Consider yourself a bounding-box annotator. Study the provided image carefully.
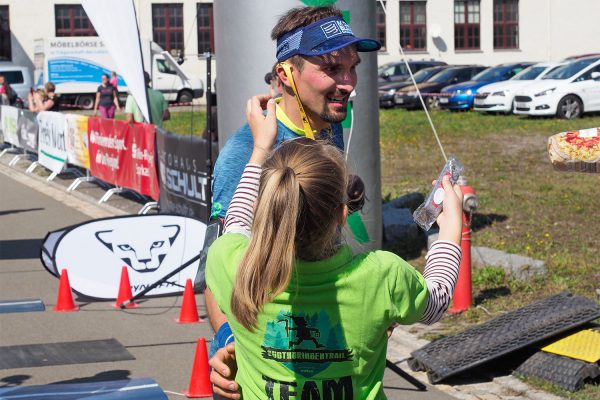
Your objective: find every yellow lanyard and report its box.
[279,62,316,140]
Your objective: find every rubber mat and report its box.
[0,299,45,313]
[542,328,600,363]
[408,292,600,383]
[515,351,600,392]
[0,378,167,399]
[0,338,135,370]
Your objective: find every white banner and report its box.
[82,0,150,123]
[41,215,217,299]
[37,111,67,174]
[1,105,20,146]
[64,113,90,169]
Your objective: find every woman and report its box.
[206,95,463,399]
[93,74,120,119]
[28,82,60,112]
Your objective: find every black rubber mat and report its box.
[0,339,135,369]
[515,351,600,392]
[408,292,600,383]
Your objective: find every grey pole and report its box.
[337,0,383,250]
[214,0,300,147]
[214,0,382,251]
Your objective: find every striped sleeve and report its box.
[419,240,462,324]
[223,164,262,236]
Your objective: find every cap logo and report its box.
[320,20,353,39]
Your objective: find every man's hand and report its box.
[209,343,239,399]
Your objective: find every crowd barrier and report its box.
[0,105,212,219]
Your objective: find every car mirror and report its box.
[452,77,459,83]
[380,72,389,79]
[592,71,600,81]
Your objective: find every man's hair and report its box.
[271,6,342,69]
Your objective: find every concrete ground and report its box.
[0,158,453,400]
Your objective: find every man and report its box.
[125,72,170,128]
[207,6,380,398]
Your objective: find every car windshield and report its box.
[472,66,513,82]
[513,66,547,81]
[542,58,599,80]
[412,67,443,83]
[430,68,460,83]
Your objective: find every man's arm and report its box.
[124,96,135,124]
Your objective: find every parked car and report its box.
[513,56,600,119]
[0,64,33,106]
[439,62,534,110]
[474,62,564,114]
[378,66,449,108]
[395,65,487,109]
[378,60,446,85]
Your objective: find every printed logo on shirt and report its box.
[261,310,353,378]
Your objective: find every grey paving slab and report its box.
[0,164,452,399]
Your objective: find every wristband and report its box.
[215,322,235,349]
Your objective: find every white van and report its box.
[0,65,33,105]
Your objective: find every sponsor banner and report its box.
[17,110,39,153]
[156,128,212,220]
[65,113,90,169]
[37,111,67,174]
[88,117,159,200]
[1,105,20,146]
[40,215,218,299]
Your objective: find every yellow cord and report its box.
[279,62,316,140]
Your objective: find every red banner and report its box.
[88,117,159,200]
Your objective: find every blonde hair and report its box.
[231,138,347,330]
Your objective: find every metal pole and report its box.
[205,52,213,223]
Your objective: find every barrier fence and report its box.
[0,105,211,219]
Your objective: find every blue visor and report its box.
[276,16,381,62]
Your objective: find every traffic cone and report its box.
[113,266,137,309]
[53,269,79,312]
[177,279,202,323]
[183,337,213,398]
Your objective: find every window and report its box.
[0,6,10,61]
[55,5,97,37]
[152,4,184,56]
[375,1,386,51]
[197,3,215,54]
[2,70,24,84]
[493,0,518,49]
[156,59,177,75]
[454,0,480,50]
[399,1,426,51]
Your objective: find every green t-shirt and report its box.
[206,234,429,400]
[124,88,168,128]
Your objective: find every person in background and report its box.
[264,63,282,98]
[0,74,17,106]
[93,73,121,119]
[110,71,119,91]
[125,71,170,128]
[28,82,60,112]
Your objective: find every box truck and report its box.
[33,37,204,109]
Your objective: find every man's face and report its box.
[290,46,360,125]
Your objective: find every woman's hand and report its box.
[209,343,239,399]
[246,94,277,165]
[435,176,464,246]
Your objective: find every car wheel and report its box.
[77,95,95,110]
[556,95,583,119]
[426,96,440,110]
[177,89,193,104]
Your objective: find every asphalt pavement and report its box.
[0,159,453,400]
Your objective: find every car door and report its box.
[577,64,600,111]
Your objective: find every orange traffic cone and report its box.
[184,337,213,398]
[177,279,202,323]
[113,266,137,309]
[53,269,79,312]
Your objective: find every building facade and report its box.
[1,0,600,96]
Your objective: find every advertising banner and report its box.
[40,215,218,299]
[37,111,67,174]
[17,110,39,153]
[156,128,212,220]
[65,113,90,169]
[88,117,159,199]
[1,105,20,146]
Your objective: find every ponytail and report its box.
[231,167,301,330]
[231,139,347,330]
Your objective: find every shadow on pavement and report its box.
[0,239,43,260]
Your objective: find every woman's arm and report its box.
[93,92,101,115]
[113,89,121,112]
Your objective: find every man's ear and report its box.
[276,63,293,89]
[338,204,349,226]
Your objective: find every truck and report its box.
[33,37,204,109]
